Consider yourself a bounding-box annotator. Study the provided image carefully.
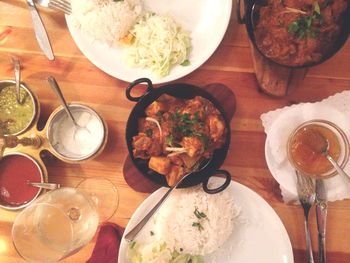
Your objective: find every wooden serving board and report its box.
[249,42,309,97]
[123,83,236,193]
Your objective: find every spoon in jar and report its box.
[47,76,91,141]
[27,181,60,190]
[11,57,21,104]
[306,129,350,182]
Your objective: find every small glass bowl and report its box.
[287,119,350,179]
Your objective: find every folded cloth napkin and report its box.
[261,90,350,203]
[86,223,124,263]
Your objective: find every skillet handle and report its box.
[202,170,231,194]
[126,78,154,102]
[236,0,245,24]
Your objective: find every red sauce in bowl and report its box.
[0,154,42,208]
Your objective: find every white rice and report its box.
[153,185,240,256]
[70,0,143,45]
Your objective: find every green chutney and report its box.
[0,86,35,135]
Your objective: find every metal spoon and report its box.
[47,76,91,141]
[27,181,60,190]
[12,57,21,104]
[124,171,194,242]
[307,129,350,182]
[124,158,213,241]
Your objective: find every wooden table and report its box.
[1,1,350,262]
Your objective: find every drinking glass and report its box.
[12,178,118,262]
[76,177,119,222]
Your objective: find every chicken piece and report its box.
[168,155,184,166]
[165,165,184,186]
[182,96,205,116]
[181,137,203,157]
[157,94,178,103]
[206,114,225,142]
[179,154,201,169]
[132,133,153,159]
[145,101,168,117]
[149,157,171,175]
[148,142,163,156]
[138,118,162,142]
[133,134,152,151]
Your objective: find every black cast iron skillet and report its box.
[237,0,350,69]
[125,78,231,194]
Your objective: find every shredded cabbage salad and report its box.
[126,13,192,77]
[127,241,204,263]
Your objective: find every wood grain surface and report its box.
[1,1,350,262]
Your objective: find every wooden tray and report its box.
[123,83,236,193]
[250,42,308,97]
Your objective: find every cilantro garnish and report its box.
[287,1,323,39]
[194,207,207,219]
[145,128,153,137]
[192,222,204,231]
[180,59,190,66]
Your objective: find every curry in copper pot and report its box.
[132,94,226,186]
[254,0,348,66]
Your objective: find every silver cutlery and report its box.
[11,56,21,104]
[296,170,315,263]
[124,172,193,241]
[305,129,350,183]
[27,181,60,190]
[34,0,72,15]
[316,179,327,263]
[26,0,55,60]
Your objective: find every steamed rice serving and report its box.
[127,185,239,262]
[71,0,142,45]
[154,186,239,256]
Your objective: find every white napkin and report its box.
[261,91,350,203]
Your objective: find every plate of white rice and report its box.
[65,0,232,84]
[118,177,294,263]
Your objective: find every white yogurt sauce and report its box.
[50,108,104,159]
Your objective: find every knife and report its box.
[26,0,54,60]
[316,179,327,263]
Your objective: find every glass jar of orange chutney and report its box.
[287,120,349,179]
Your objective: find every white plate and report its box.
[118,178,294,263]
[66,0,232,84]
[264,104,350,201]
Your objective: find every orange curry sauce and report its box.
[289,124,340,175]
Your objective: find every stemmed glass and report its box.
[76,177,119,222]
[11,178,118,262]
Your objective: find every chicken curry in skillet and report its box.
[132,94,226,186]
[254,0,348,66]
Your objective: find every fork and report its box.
[296,170,316,263]
[35,0,72,15]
